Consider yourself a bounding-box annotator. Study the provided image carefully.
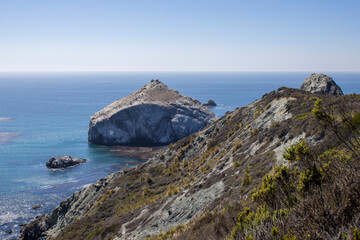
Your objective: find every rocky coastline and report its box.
[20,74,356,240]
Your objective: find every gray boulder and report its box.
[300,73,343,95]
[88,80,217,146]
[46,156,87,169]
[202,99,217,107]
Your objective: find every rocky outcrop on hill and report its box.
[46,156,87,169]
[300,73,344,95]
[88,80,217,146]
[22,86,359,240]
[21,79,360,240]
[202,99,217,107]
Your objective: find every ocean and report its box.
[0,72,359,239]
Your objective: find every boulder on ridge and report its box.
[300,73,343,95]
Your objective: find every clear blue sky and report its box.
[0,0,359,72]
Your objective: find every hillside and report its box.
[20,87,360,240]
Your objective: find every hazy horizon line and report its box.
[1,70,360,74]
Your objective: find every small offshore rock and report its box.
[5,229,13,234]
[46,156,87,169]
[202,99,217,107]
[300,73,343,95]
[32,205,43,210]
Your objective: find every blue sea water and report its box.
[0,72,359,239]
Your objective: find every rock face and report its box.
[202,99,217,107]
[46,156,87,169]
[300,73,343,95]
[88,80,217,146]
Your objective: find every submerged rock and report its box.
[88,80,217,146]
[300,73,343,95]
[46,156,87,169]
[202,99,217,107]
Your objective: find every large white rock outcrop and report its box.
[88,80,217,146]
[300,73,343,95]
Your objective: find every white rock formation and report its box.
[300,73,343,95]
[88,80,217,146]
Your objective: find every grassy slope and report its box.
[52,89,360,240]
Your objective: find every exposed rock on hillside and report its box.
[20,88,360,240]
[46,156,87,169]
[88,80,217,146]
[300,73,343,95]
[22,87,360,240]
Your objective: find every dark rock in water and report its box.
[19,214,50,240]
[202,99,217,107]
[5,229,13,234]
[46,156,87,169]
[32,205,43,210]
[300,73,343,95]
[88,80,217,146]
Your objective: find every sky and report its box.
[0,0,359,72]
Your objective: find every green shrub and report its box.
[230,205,271,239]
[252,174,275,201]
[242,172,252,186]
[283,140,310,161]
[353,228,360,240]
[312,98,332,121]
[298,165,324,194]
[271,226,279,238]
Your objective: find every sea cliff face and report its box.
[88,80,217,146]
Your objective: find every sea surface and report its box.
[0,72,359,239]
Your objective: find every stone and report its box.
[46,156,87,169]
[32,205,43,210]
[19,214,50,240]
[88,80,217,146]
[300,73,343,95]
[202,99,217,107]
[5,229,13,234]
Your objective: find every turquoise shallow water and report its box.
[0,72,359,239]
